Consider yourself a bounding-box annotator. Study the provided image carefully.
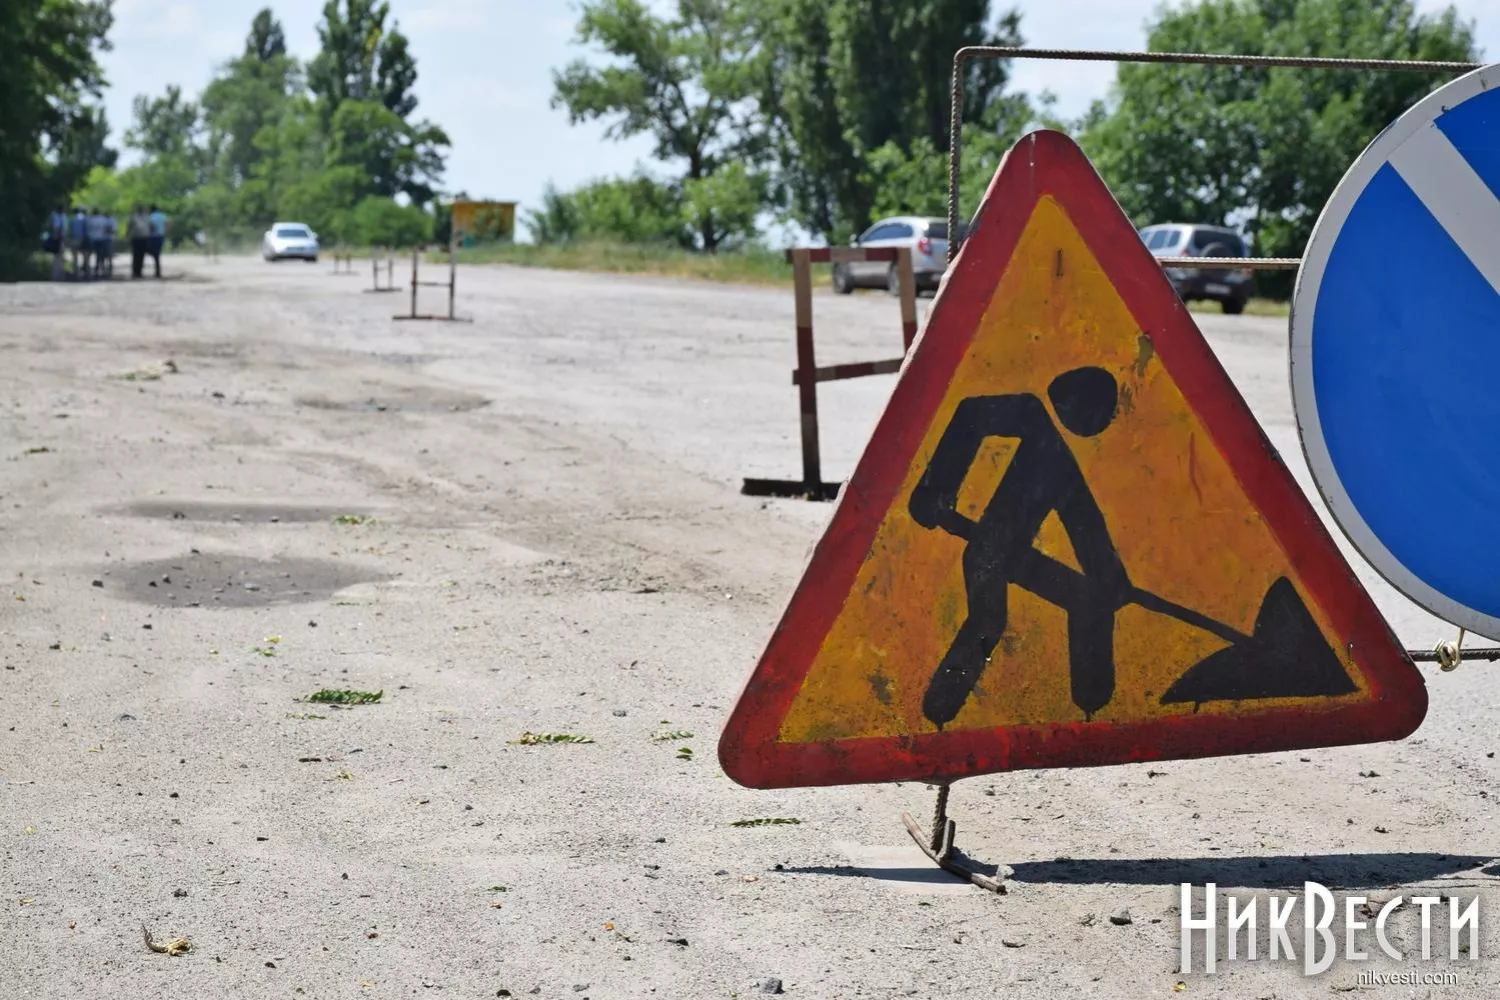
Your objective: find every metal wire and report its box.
[955,46,1482,74]
[1157,256,1303,271]
[946,47,1482,265]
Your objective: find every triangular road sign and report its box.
[720,130,1427,790]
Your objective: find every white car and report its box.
[833,216,966,295]
[262,222,320,262]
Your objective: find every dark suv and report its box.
[1138,224,1252,314]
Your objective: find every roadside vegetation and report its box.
[1,0,1480,299]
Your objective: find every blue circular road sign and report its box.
[1292,65,1500,639]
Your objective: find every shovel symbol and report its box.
[1135,577,1357,707]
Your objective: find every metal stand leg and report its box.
[900,782,1007,893]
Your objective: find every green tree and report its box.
[246,7,287,61]
[757,0,1025,239]
[0,0,113,275]
[349,195,432,245]
[325,99,448,206]
[308,0,420,120]
[552,0,768,251]
[525,174,694,247]
[1081,0,1478,296]
[200,10,301,189]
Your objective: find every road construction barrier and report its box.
[741,246,917,501]
[392,238,470,322]
[364,246,398,294]
[330,249,356,275]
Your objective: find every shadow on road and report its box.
[786,852,1497,891]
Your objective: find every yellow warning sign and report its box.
[719,131,1424,789]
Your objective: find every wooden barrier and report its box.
[742,246,917,501]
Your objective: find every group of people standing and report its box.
[46,204,168,281]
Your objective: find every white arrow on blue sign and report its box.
[1292,65,1500,639]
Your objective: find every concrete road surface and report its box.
[1,257,1494,998]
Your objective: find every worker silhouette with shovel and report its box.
[910,366,1354,729]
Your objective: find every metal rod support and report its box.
[954,46,1481,73]
[1157,256,1302,271]
[1408,647,1500,662]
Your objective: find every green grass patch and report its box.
[450,240,805,288]
[652,729,694,742]
[510,731,594,745]
[675,746,694,761]
[303,688,383,705]
[332,513,374,525]
[730,817,802,828]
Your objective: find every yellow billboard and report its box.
[451,200,516,245]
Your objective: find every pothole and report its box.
[106,553,389,608]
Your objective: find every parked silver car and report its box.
[1138,223,1252,314]
[833,216,963,295]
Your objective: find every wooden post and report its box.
[791,248,821,492]
[897,247,918,350]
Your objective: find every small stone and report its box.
[91,580,103,588]
[269,516,280,523]
[572,986,589,993]
[654,837,666,843]
[714,869,728,876]
[759,977,784,994]
[141,623,152,630]
[118,713,135,721]
[667,937,689,947]
[48,642,60,651]
[265,961,276,969]
[169,792,179,798]
[1109,907,1133,926]
[613,709,627,717]
[497,992,512,998]
[1001,938,1025,948]
[1079,912,1097,927]
[173,888,187,898]
[1374,825,1389,834]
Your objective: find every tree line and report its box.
[0,1,450,273]
[538,0,1477,294]
[0,0,1482,286]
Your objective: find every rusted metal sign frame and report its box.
[741,245,917,501]
[364,246,399,294]
[393,238,472,323]
[945,47,1481,269]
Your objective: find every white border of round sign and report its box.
[1291,63,1500,640]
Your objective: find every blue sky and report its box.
[100,0,1500,237]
